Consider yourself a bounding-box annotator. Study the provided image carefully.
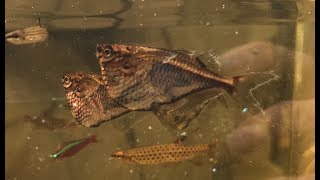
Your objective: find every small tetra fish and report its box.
[49,135,97,159]
[5,18,48,45]
[95,44,248,111]
[111,140,218,165]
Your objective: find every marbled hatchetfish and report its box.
[62,44,249,129]
[95,44,248,112]
[49,134,97,159]
[111,140,218,165]
[5,18,48,45]
[61,72,224,134]
[62,72,130,127]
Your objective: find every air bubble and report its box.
[242,107,248,112]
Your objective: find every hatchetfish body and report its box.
[61,72,223,133]
[96,44,247,111]
[62,72,129,127]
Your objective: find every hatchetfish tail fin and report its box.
[226,74,250,95]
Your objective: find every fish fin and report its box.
[216,93,230,109]
[226,74,249,95]
[196,50,222,72]
[172,49,195,56]
[152,98,190,135]
[37,17,41,27]
[109,116,144,134]
[168,49,209,70]
[153,89,222,136]
[232,74,248,86]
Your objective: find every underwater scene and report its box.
[5,0,314,180]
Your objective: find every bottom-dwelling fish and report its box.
[111,140,218,165]
[5,18,48,45]
[49,134,97,159]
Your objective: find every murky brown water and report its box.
[5,0,314,180]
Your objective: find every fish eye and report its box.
[104,45,113,57]
[62,75,72,88]
[104,49,111,56]
[5,30,24,40]
[10,33,20,39]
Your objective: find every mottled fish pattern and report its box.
[111,141,217,165]
[95,44,246,111]
[62,72,129,127]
